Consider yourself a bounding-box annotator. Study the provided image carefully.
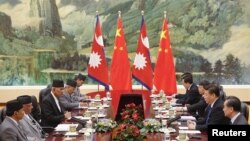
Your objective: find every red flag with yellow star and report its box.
[153,17,177,95]
[110,15,132,91]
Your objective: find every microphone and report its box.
[71,117,87,127]
[167,115,181,126]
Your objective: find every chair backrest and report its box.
[241,102,249,121]
[115,93,144,121]
[39,85,51,106]
[0,107,6,124]
[31,95,41,123]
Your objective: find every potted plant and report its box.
[95,119,117,141]
[140,119,163,141]
[119,103,144,128]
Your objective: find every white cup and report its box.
[165,102,171,109]
[162,119,167,128]
[169,109,175,116]
[179,130,187,140]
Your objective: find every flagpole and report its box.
[164,11,167,18]
[141,10,144,91]
[98,83,100,92]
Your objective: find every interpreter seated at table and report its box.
[176,80,210,120]
[59,79,88,110]
[174,72,201,106]
[72,73,88,101]
[187,84,230,131]
[41,80,71,132]
[223,96,248,125]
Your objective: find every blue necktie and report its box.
[205,106,212,125]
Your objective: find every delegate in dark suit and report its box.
[41,80,71,131]
[41,93,65,128]
[195,98,230,131]
[187,97,207,119]
[176,83,201,105]
[187,84,230,131]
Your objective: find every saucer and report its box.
[64,137,73,141]
[78,128,95,133]
[65,132,78,136]
[176,136,189,141]
[88,107,97,110]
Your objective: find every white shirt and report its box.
[51,92,61,112]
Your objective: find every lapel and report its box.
[49,93,63,113]
[24,115,40,133]
[6,117,27,139]
[64,92,72,102]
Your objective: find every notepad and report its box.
[180,116,196,121]
[55,124,78,132]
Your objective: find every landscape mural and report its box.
[0,0,250,86]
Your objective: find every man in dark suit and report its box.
[176,80,210,119]
[41,80,71,132]
[18,95,44,141]
[0,100,27,141]
[175,72,201,105]
[187,84,230,131]
[223,96,248,125]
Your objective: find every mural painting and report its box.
[0,0,250,85]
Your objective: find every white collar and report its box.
[231,112,241,124]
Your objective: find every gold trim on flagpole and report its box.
[141,10,144,16]
[118,11,121,17]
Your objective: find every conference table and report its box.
[45,90,208,141]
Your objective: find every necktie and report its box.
[229,121,233,125]
[28,114,46,138]
[205,106,212,125]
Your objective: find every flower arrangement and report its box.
[95,119,117,133]
[112,103,145,141]
[140,118,161,135]
[112,123,143,141]
[119,103,144,128]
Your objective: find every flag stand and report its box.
[97,83,100,92]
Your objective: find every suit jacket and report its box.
[187,97,207,118]
[19,114,42,141]
[0,117,27,141]
[233,113,248,125]
[41,93,65,128]
[72,87,83,97]
[176,83,201,105]
[59,92,80,110]
[196,98,230,131]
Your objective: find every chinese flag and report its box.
[88,15,109,90]
[132,16,153,90]
[110,15,132,91]
[153,17,177,95]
